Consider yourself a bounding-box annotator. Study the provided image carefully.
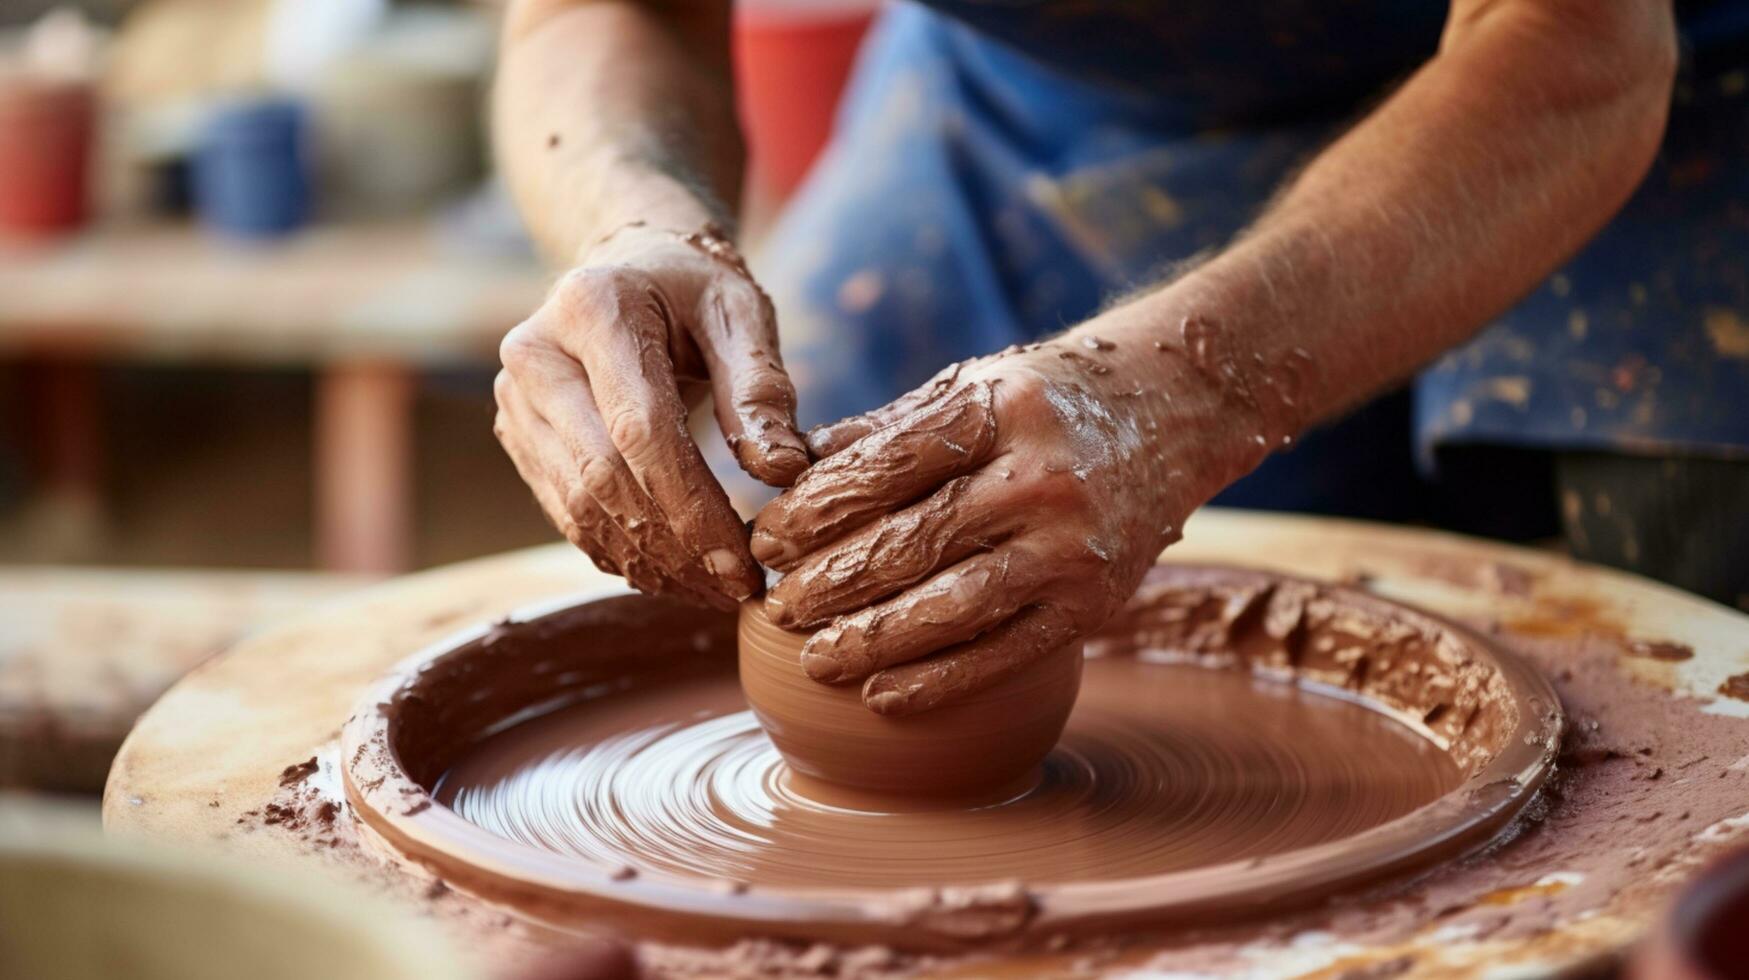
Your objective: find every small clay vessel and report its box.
[738,600,1082,801]
[0,77,94,235]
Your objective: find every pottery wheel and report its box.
[340,564,1558,948]
[433,662,1455,888]
[104,511,1749,978]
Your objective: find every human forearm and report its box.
[1089,0,1677,492]
[492,1,810,611]
[745,0,1681,715]
[495,0,741,261]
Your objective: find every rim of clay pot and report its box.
[342,564,1563,950]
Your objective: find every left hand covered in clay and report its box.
[751,323,1278,715]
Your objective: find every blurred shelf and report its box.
[0,218,553,574]
[0,219,549,366]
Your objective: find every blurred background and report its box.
[0,0,875,796]
[0,0,874,575]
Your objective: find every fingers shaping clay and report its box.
[737,599,1083,802]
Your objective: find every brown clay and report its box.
[108,516,1749,977]
[343,565,1562,950]
[737,599,1082,800]
[748,325,1282,718]
[495,221,808,612]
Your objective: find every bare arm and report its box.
[753,0,1678,714]
[1099,0,1681,456]
[495,0,741,257]
[493,1,809,610]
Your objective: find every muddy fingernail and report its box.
[800,651,844,683]
[864,688,909,715]
[702,548,756,600]
[760,443,811,482]
[805,426,845,458]
[863,672,938,716]
[749,528,796,568]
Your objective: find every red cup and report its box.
[0,77,95,235]
[733,7,874,201]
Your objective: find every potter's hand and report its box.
[495,222,809,610]
[751,330,1263,715]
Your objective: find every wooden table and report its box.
[0,221,551,572]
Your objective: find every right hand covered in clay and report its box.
[495,222,810,611]
[750,323,1280,716]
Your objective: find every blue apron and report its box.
[753,1,1749,521]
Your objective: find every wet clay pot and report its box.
[738,600,1083,800]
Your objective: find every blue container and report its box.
[194,99,311,238]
